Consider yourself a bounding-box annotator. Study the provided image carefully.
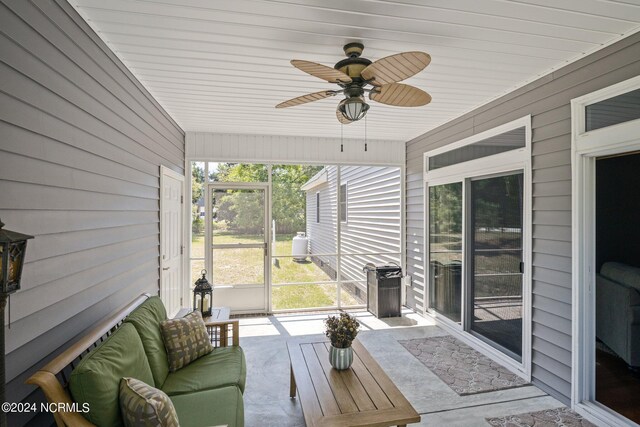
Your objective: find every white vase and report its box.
[329,344,353,370]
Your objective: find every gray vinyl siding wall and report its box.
[340,166,402,284]
[306,169,337,263]
[306,166,402,286]
[405,32,640,404]
[0,0,185,425]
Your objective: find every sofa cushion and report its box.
[161,311,214,372]
[125,296,170,386]
[69,323,154,427]
[161,346,246,396]
[170,385,244,427]
[601,262,640,292]
[119,377,179,427]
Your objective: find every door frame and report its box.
[206,182,270,313]
[422,115,532,380]
[571,75,640,426]
[160,165,185,317]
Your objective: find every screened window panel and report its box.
[470,173,524,360]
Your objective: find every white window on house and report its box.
[316,192,320,223]
[339,183,348,223]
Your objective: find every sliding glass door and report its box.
[424,118,530,370]
[427,173,524,361]
[428,183,463,323]
[469,173,524,360]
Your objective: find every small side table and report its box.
[203,307,230,323]
[203,307,231,346]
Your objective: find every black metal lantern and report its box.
[0,218,33,427]
[193,269,213,317]
[0,218,33,295]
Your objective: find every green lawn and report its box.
[191,233,356,309]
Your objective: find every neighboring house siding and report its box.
[306,166,402,287]
[0,0,185,425]
[340,166,402,284]
[405,32,640,404]
[306,169,337,268]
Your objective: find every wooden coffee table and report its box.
[287,338,420,427]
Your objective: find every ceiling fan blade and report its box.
[291,60,352,84]
[276,90,335,108]
[336,101,353,125]
[370,83,432,107]
[361,52,430,86]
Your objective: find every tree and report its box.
[212,163,322,235]
[272,165,322,234]
[191,164,205,235]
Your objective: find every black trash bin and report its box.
[363,263,402,318]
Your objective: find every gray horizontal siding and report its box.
[340,166,402,285]
[0,0,184,425]
[405,31,640,404]
[305,166,402,287]
[306,175,337,263]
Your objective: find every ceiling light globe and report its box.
[339,97,370,122]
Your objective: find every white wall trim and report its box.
[186,132,405,166]
[571,75,640,427]
[422,115,533,381]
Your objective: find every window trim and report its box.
[571,75,640,427]
[423,115,532,381]
[424,117,530,184]
[339,182,348,223]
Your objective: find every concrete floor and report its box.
[237,309,564,427]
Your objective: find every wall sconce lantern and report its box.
[0,219,33,296]
[193,269,212,318]
[0,218,33,427]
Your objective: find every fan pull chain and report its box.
[364,116,368,152]
[340,123,344,153]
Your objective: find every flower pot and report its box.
[329,344,353,370]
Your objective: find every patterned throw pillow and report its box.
[160,310,214,372]
[119,377,179,427]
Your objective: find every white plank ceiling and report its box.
[70,0,640,141]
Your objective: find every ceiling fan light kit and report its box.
[339,97,370,121]
[277,43,431,124]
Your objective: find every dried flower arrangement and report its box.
[324,312,360,348]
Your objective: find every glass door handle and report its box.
[163,267,170,271]
[519,262,524,274]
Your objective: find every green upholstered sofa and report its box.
[27,294,246,427]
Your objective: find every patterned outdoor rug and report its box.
[486,407,597,426]
[399,335,528,395]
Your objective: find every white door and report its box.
[208,183,268,313]
[160,166,184,317]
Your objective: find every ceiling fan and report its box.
[276,43,432,124]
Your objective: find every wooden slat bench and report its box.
[26,294,239,427]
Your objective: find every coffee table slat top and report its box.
[288,339,420,427]
[312,343,360,414]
